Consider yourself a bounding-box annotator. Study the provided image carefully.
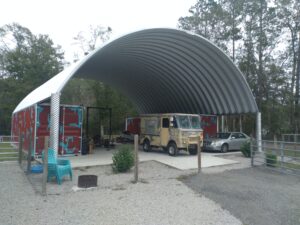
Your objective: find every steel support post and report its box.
[221,115,224,132]
[256,112,262,152]
[50,93,60,155]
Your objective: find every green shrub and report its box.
[240,142,251,158]
[112,145,134,172]
[265,152,277,167]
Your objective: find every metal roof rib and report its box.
[13,28,258,115]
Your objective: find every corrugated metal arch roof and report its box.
[13,28,258,115]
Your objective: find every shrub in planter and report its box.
[265,152,277,167]
[112,145,134,172]
[240,142,251,158]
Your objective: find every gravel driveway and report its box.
[0,161,242,225]
[183,166,300,225]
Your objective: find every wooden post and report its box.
[134,134,139,183]
[42,136,49,196]
[18,133,23,165]
[197,139,202,173]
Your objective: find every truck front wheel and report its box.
[143,139,151,152]
[167,142,178,156]
[188,147,198,155]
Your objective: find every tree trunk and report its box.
[294,31,300,133]
[290,25,297,132]
[257,0,264,111]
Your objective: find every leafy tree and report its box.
[178,0,300,138]
[178,0,244,57]
[275,0,300,132]
[0,23,64,134]
[73,25,112,62]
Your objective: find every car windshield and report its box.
[176,115,201,129]
[216,133,230,139]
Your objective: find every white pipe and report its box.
[221,115,224,132]
[256,112,262,152]
[50,93,60,155]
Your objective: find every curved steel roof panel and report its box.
[13,28,258,115]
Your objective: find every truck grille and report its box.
[189,137,200,142]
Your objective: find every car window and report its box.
[231,133,239,139]
[216,133,230,139]
[238,133,246,139]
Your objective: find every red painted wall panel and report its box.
[126,118,140,134]
[12,105,36,154]
[201,115,217,139]
[13,104,82,155]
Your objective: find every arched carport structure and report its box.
[13,28,261,153]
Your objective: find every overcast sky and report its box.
[1,0,196,62]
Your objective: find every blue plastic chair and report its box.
[43,148,73,185]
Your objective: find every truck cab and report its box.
[140,113,203,156]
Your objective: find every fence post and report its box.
[42,136,49,196]
[280,142,284,170]
[251,138,254,166]
[134,134,139,183]
[197,139,202,173]
[18,133,23,165]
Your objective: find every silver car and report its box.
[203,132,250,153]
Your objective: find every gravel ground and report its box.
[183,166,300,225]
[0,161,242,225]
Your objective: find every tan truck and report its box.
[139,113,203,156]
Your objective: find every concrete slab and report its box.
[64,147,238,170]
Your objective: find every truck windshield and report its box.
[190,116,201,129]
[176,115,201,129]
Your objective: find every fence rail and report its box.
[0,136,19,161]
[281,134,300,143]
[251,139,300,176]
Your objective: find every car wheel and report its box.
[168,142,178,156]
[221,144,228,153]
[188,147,198,155]
[143,140,151,152]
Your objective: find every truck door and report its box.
[161,118,170,146]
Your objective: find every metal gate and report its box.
[251,140,300,176]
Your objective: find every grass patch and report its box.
[282,162,300,170]
[0,149,16,153]
[0,143,18,162]
[0,157,17,161]
[284,150,300,158]
[0,143,13,149]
